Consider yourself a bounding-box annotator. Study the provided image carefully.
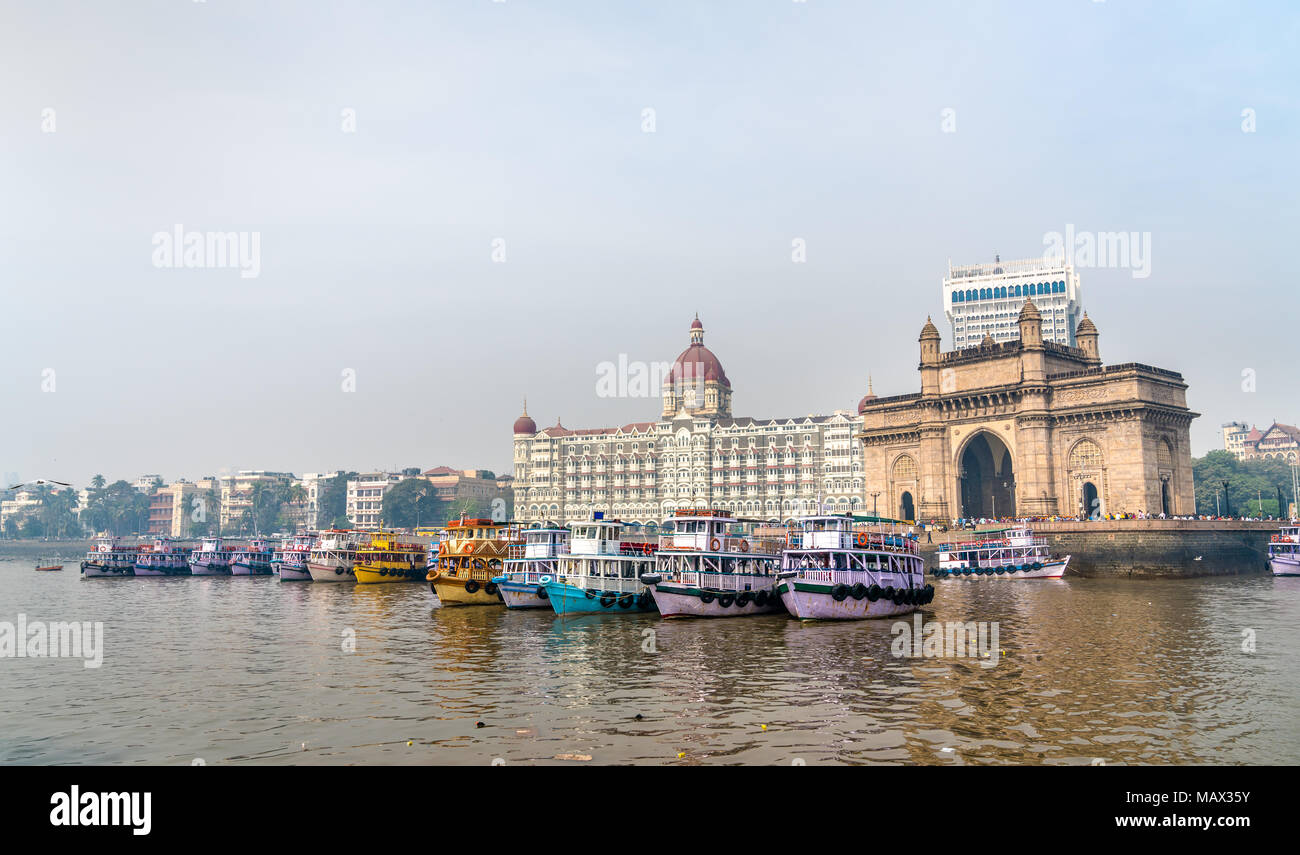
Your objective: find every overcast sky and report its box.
[3,0,1296,487]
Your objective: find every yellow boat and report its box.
[354,530,426,584]
[427,517,521,605]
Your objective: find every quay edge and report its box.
[920,520,1276,578]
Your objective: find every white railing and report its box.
[657,533,783,555]
[557,574,643,594]
[674,570,775,592]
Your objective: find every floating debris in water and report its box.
[554,753,591,762]
[476,721,485,728]
[633,714,643,721]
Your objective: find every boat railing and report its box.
[556,573,643,595]
[656,533,783,555]
[792,568,913,586]
[674,570,775,591]
[785,530,920,554]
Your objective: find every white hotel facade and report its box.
[944,257,1082,349]
[511,318,869,528]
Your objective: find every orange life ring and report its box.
[710,538,721,551]
[740,539,750,553]
[855,532,869,548]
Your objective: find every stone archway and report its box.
[959,432,1016,519]
[899,491,915,522]
[1082,481,1099,519]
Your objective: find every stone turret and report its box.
[1076,312,1100,366]
[919,316,942,396]
[1018,299,1045,383]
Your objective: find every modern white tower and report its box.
[944,256,1083,349]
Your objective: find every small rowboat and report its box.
[35,563,64,572]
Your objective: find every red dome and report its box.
[513,401,536,435]
[668,344,729,386]
[690,315,703,330]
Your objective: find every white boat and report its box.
[541,516,658,615]
[188,537,232,575]
[1269,526,1300,576]
[230,537,274,575]
[133,536,192,577]
[774,515,930,620]
[81,533,139,577]
[933,527,1069,579]
[494,527,570,608]
[273,532,318,581]
[640,509,784,618]
[307,529,359,582]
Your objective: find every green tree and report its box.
[317,472,356,529]
[1193,451,1297,517]
[381,478,445,529]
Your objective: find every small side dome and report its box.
[690,314,703,331]
[981,332,996,347]
[1076,312,1097,335]
[1018,299,1041,322]
[512,400,537,435]
[919,316,941,341]
[857,376,877,413]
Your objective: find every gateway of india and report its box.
[512,300,1197,526]
[860,301,1197,522]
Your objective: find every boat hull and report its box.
[230,562,273,576]
[276,564,312,581]
[132,564,191,578]
[307,561,355,582]
[81,561,134,578]
[776,580,921,620]
[355,565,423,584]
[429,576,504,605]
[543,580,655,616]
[497,579,551,609]
[649,583,784,618]
[1271,555,1300,577]
[938,556,1069,580]
[188,560,230,576]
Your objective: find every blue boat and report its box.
[543,516,658,616]
[493,526,570,609]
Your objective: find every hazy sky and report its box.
[3,0,1297,487]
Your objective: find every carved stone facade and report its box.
[858,303,1198,521]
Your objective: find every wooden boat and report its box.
[493,527,569,608]
[81,533,139,577]
[1269,526,1300,576]
[640,509,784,618]
[541,515,657,615]
[35,561,63,571]
[427,518,521,604]
[775,515,931,620]
[307,529,361,582]
[354,530,425,584]
[932,527,1069,579]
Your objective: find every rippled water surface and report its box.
[1,558,1296,765]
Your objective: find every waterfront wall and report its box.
[920,520,1277,578]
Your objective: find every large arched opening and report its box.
[900,491,915,522]
[959,432,1016,519]
[1082,481,1099,519]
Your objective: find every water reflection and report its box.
[0,560,1293,764]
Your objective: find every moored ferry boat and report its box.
[493,526,570,609]
[230,537,275,576]
[272,532,318,581]
[133,536,193,577]
[775,515,930,620]
[932,527,1069,579]
[542,515,658,616]
[188,537,232,575]
[1269,526,1300,576]
[307,529,360,582]
[81,533,140,577]
[354,530,426,584]
[427,518,521,604]
[640,510,784,618]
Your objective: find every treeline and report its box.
[1193,451,1297,517]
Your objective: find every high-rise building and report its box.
[511,317,866,527]
[1221,421,1250,458]
[944,257,1082,349]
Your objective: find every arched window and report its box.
[892,454,917,482]
[1068,439,1103,470]
[1158,439,1173,469]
